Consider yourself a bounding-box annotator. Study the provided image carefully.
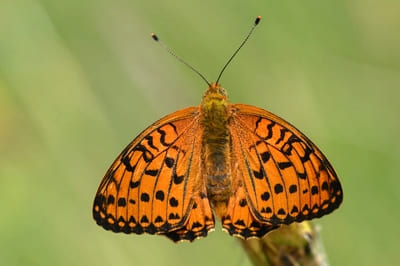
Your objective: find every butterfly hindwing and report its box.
[230,104,342,228]
[93,107,215,241]
[222,184,279,239]
[166,192,215,242]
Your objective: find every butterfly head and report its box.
[201,83,229,111]
[202,83,228,99]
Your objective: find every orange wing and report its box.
[223,104,342,238]
[93,107,215,242]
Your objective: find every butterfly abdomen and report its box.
[200,83,232,218]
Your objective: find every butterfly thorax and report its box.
[200,83,232,218]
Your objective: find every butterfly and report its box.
[92,16,343,242]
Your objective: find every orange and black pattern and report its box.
[224,104,342,238]
[93,86,343,242]
[93,107,215,241]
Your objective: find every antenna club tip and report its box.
[151,33,159,41]
[255,16,261,25]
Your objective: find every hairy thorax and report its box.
[200,83,232,218]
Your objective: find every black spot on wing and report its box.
[260,151,271,163]
[289,184,297,193]
[311,186,319,195]
[118,198,126,206]
[278,161,292,170]
[165,157,175,168]
[130,181,140,188]
[261,192,270,201]
[173,173,184,184]
[239,199,247,207]
[144,169,159,176]
[156,190,165,201]
[169,197,179,207]
[274,184,283,194]
[107,195,115,205]
[141,193,150,202]
[253,168,264,179]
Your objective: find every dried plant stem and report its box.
[239,222,328,266]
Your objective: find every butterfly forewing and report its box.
[230,104,343,226]
[93,107,216,240]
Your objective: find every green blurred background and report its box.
[1,0,399,265]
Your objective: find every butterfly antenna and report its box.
[151,33,211,87]
[215,16,261,84]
